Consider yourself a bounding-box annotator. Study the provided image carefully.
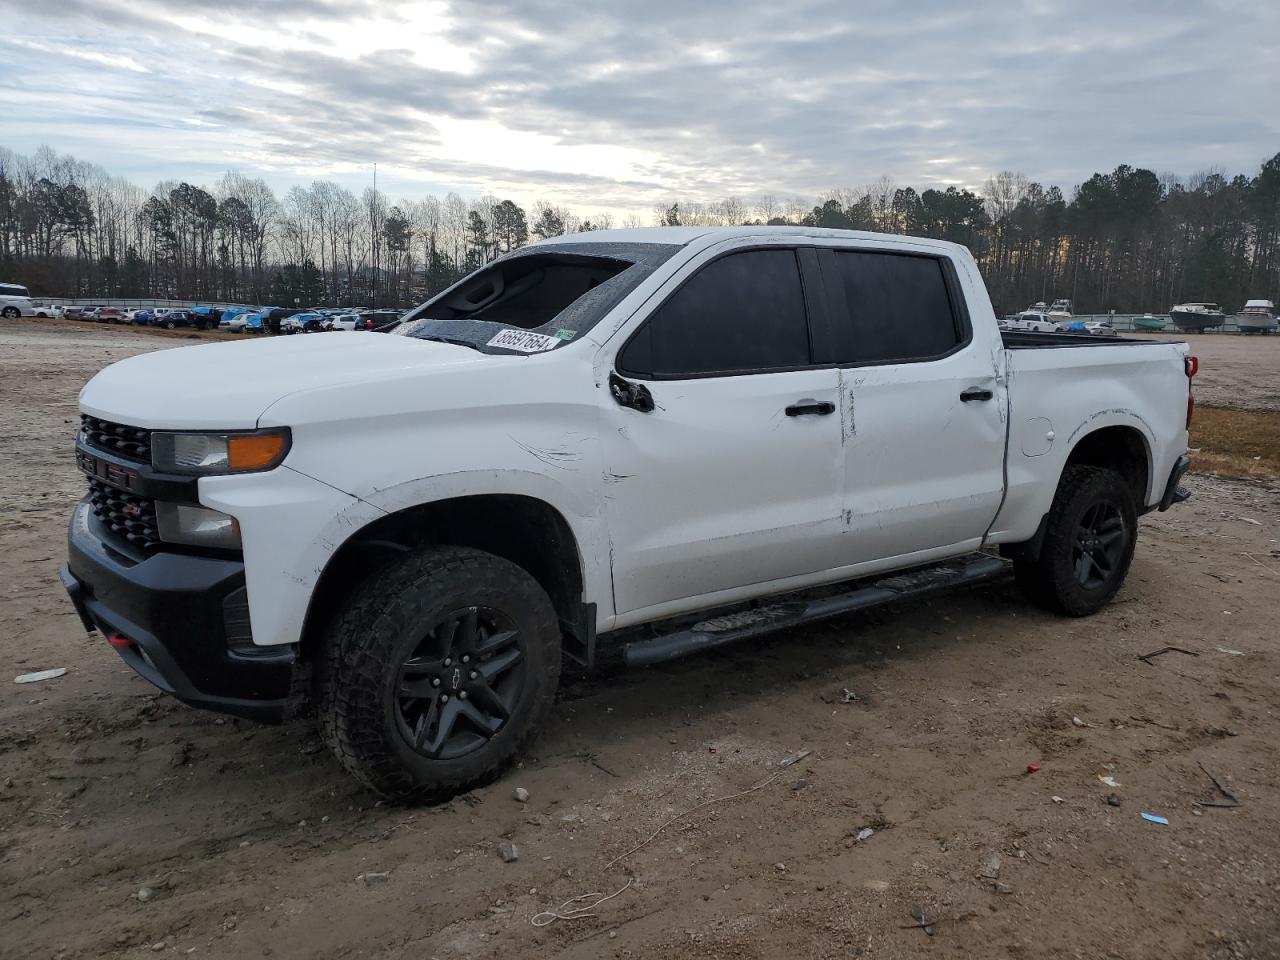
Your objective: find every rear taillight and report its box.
[1185,355,1198,428]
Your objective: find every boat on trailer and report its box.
[1133,314,1168,331]
[1048,299,1073,319]
[1234,299,1277,334]
[1169,302,1226,331]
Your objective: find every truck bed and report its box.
[1001,331,1176,349]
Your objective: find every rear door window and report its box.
[619,248,811,377]
[827,251,963,364]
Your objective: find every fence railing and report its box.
[34,298,258,310]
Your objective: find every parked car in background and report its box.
[1057,320,1117,336]
[150,309,200,329]
[281,311,327,334]
[1,293,37,318]
[1,282,35,318]
[130,310,154,325]
[216,306,255,331]
[261,307,300,335]
[64,306,88,320]
[356,309,404,331]
[1006,310,1058,333]
[191,306,222,328]
[30,301,64,318]
[323,312,363,331]
[96,307,126,324]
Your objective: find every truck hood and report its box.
[79,333,485,429]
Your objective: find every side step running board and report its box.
[623,553,1010,667]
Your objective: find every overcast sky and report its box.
[2,0,1277,217]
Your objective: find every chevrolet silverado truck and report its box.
[61,227,1195,800]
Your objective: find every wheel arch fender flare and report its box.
[295,469,612,657]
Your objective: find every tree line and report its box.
[2,143,1277,314]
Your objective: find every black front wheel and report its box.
[1014,465,1138,616]
[316,546,561,801]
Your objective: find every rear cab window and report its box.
[819,249,967,365]
[395,242,677,355]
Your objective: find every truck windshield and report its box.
[394,242,677,354]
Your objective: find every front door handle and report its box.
[785,399,835,417]
[960,387,994,402]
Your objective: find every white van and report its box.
[0,282,36,318]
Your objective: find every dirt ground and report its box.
[3,319,1280,960]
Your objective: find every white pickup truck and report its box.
[62,227,1195,799]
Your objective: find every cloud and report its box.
[1,0,1278,218]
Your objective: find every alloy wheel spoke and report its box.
[453,608,480,654]
[1098,527,1126,548]
[435,618,459,656]
[456,697,504,734]
[424,699,463,757]
[399,676,438,699]
[411,694,442,749]
[475,628,518,657]
[400,654,442,677]
[467,680,512,721]
[1074,552,1092,584]
[478,646,523,682]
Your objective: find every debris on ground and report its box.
[1026,763,1041,774]
[358,872,390,884]
[1140,812,1170,825]
[1051,795,1065,804]
[1194,761,1241,808]
[906,904,935,936]
[14,668,67,684]
[1138,646,1200,665]
[513,787,530,803]
[779,749,812,767]
[856,827,875,842]
[1215,647,1246,656]
[498,840,520,863]
[1107,794,1122,807]
[976,851,1001,879]
[1099,775,1121,788]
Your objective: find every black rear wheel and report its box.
[316,546,561,801]
[1014,465,1138,617]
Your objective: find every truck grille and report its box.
[87,477,160,550]
[80,414,152,464]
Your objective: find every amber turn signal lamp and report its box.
[227,431,290,471]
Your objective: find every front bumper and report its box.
[62,501,295,722]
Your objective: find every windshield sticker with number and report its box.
[487,329,561,353]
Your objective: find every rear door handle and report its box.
[785,399,835,417]
[960,387,994,402]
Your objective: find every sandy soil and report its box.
[2,319,1279,960]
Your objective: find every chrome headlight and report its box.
[151,429,290,475]
[155,502,242,549]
